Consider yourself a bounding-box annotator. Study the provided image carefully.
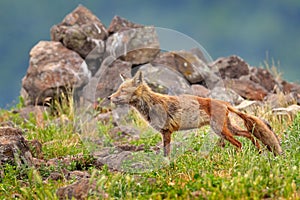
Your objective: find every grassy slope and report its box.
[0,99,299,199]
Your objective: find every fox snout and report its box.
[108,93,125,105]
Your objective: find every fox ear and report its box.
[119,74,128,82]
[133,71,144,85]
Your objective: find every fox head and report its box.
[109,71,146,105]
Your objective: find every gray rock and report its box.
[272,104,300,118]
[235,100,263,112]
[265,93,298,108]
[80,58,132,106]
[191,84,210,97]
[138,63,191,95]
[105,26,160,65]
[209,87,244,105]
[151,50,212,84]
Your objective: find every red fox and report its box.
[109,71,283,156]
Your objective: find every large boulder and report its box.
[0,127,33,166]
[105,26,160,65]
[51,5,107,59]
[21,41,90,106]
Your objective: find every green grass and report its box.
[0,98,299,199]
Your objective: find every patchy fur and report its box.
[109,71,283,156]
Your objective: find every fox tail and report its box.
[227,105,283,156]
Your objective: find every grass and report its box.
[0,95,299,199]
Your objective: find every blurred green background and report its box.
[1,0,300,108]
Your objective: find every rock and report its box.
[21,41,90,106]
[95,112,113,125]
[56,178,108,200]
[93,147,132,171]
[109,125,140,141]
[235,100,263,112]
[272,104,300,118]
[105,26,160,65]
[282,81,300,94]
[250,67,278,92]
[265,93,298,108]
[209,87,244,105]
[191,84,210,97]
[93,145,165,172]
[16,106,49,128]
[0,127,33,166]
[151,51,212,84]
[107,15,143,34]
[81,58,132,106]
[138,63,191,95]
[210,55,250,79]
[225,79,268,101]
[51,5,107,58]
[190,47,211,64]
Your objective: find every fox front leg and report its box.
[161,131,172,157]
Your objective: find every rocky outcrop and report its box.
[21,5,300,110]
[21,41,90,106]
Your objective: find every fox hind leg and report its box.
[226,120,261,151]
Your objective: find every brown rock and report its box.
[250,67,278,92]
[225,79,268,101]
[51,5,107,58]
[191,84,210,97]
[282,80,300,94]
[211,55,249,79]
[56,178,108,200]
[107,15,143,34]
[0,127,33,166]
[21,41,90,106]
[105,26,160,65]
